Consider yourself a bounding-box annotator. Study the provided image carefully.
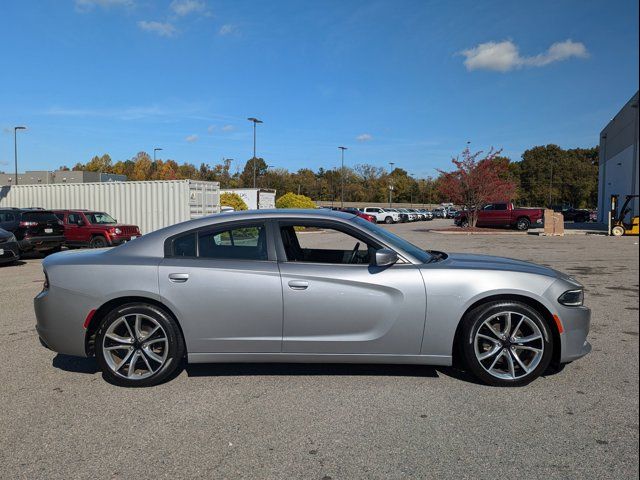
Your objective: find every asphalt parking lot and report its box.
[1,221,638,479]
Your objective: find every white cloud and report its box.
[218,24,237,36]
[75,0,133,11]
[356,133,373,142]
[0,160,9,166]
[137,21,177,37]
[170,0,206,16]
[207,125,216,133]
[222,124,235,132]
[461,39,589,72]
[185,134,199,142]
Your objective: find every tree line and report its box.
[62,144,599,208]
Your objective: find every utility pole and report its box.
[153,147,162,163]
[388,162,395,208]
[549,164,553,207]
[339,146,347,208]
[247,117,263,188]
[14,126,27,185]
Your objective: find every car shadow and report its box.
[52,354,98,374]
[186,362,440,378]
[0,260,27,267]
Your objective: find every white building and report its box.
[597,91,639,223]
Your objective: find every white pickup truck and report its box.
[362,207,400,224]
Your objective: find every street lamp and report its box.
[153,148,163,162]
[339,146,348,208]
[247,117,263,188]
[14,126,27,186]
[388,162,395,208]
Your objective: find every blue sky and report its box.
[0,0,638,178]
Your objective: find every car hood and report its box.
[435,252,575,281]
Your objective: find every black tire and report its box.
[459,219,469,228]
[460,301,553,387]
[90,236,108,248]
[515,217,531,231]
[95,303,185,387]
[384,216,393,224]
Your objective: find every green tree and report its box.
[220,192,248,210]
[276,192,316,209]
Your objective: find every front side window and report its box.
[86,212,117,224]
[280,223,376,264]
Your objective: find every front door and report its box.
[159,220,283,353]
[276,220,427,355]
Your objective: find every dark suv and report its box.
[0,208,65,254]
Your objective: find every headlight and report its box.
[558,289,584,306]
[114,228,122,235]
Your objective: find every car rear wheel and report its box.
[90,236,108,248]
[515,217,531,231]
[95,303,185,387]
[460,301,553,387]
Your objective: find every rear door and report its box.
[159,220,283,353]
[275,219,426,355]
[0,211,18,234]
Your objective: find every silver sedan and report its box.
[35,209,591,387]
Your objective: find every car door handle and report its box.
[288,280,309,290]
[168,273,189,283]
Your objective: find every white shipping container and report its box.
[0,180,220,234]
[220,188,276,210]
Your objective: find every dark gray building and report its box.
[597,91,639,223]
[0,170,126,186]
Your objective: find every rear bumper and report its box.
[19,235,65,251]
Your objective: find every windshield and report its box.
[351,217,433,263]
[86,212,117,224]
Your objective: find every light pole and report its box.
[153,147,163,162]
[339,146,347,208]
[388,162,395,208]
[247,117,263,188]
[14,126,27,185]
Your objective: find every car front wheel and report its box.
[461,301,553,387]
[384,216,393,224]
[90,236,108,248]
[95,303,185,387]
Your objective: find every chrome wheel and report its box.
[102,313,169,379]
[474,311,544,381]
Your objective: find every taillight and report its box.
[19,221,38,227]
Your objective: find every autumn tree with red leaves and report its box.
[437,147,517,227]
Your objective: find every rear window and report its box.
[21,211,59,222]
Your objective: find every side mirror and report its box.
[374,248,398,267]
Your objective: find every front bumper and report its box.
[108,234,140,246]
[19,235,65,252]
[558,305,591,363]
[0,242,20,264]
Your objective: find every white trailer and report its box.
[0,180,220,234]
[220,188,276,210]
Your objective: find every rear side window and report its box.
[170,223,267,260]
[199,225,266,260]
[21,211,59,222]
[0,212,16,222]
[173,232,196,257]
[494,203,508,211]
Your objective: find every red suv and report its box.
[54,210,141,248]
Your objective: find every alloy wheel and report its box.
[473,311,544,381]
[102,313,169,379]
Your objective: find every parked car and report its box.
[0,208,65,254]
[455,202,545,231]
[362,207,400,224]
[433,207,447,218]
[36,209,591,387]
[0,227,20,265]
[53,210,141,248]
[398,208,418,221]
[338,207,376,223]
[551,206,592,223]
[407,208,425,221]
[386,208,409,223]
[418,209,434,220]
